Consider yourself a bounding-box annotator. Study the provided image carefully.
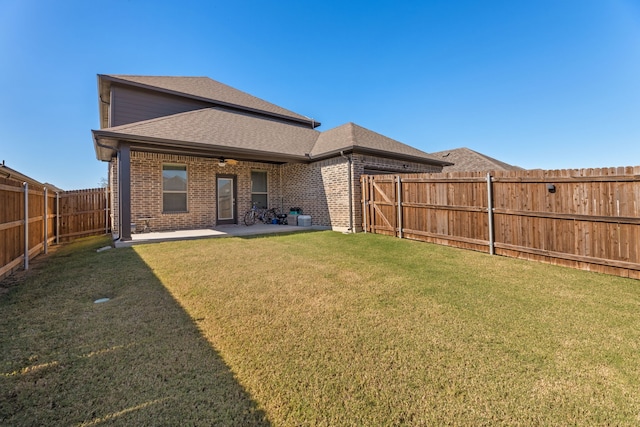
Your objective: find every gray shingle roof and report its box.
[94,115,446,165]
[312,122,444,163]
[94,107,320,160]
[0,163,46,188]
[94,74,448,166]
[429,147,523,172]
[101,74,317,126]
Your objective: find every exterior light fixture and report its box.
[547,184,556,193]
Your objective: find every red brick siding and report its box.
[127,152,280,232]
[110,151,443,233]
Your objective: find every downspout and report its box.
[340,151,354,232]
[279,165,283,213]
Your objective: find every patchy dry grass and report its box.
[0,236,267,426]
[2,231,640,425]
[134,231,640,426]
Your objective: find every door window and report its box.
[218,177,234,220]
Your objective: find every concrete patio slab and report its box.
[114,223,328,247]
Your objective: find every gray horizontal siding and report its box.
[111,85,211,127]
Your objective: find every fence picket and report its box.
[0,182,110,280]
[362,167,640,279]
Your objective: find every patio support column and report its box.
[119,142,132,241]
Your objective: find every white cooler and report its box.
[298,215,312,227]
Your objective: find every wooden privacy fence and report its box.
[361,167,640,279]
[0,177,110,280]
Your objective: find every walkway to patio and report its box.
[115,223,328,247]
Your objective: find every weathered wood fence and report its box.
[361,167,640,279]
[0,177,110,280]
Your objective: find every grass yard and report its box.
[2,231,640,425]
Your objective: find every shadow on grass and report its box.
[0,236,270,426]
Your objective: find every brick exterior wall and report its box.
[281,160,334,228]
[109,151,443,235]
[281,154,443,232]
[111,152,280,233]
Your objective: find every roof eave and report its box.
[97,75,110,129]
[309,146,453,166]
[92,130,118,161]
[92,130,310,164]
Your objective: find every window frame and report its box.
[250,170,268,208]
[162,163,188,213]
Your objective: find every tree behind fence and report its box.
[361,167,640,279]
[0,177,110,280]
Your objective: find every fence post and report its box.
[56,191,60,245]
[105,186,109,234]
[23,182,29,270]
[486,172,495,255]
[396,175,403,239]
[44,187,48,254]
[362,176,368,233]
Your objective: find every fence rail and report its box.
[361,167,640,279]
[0,178,109,280]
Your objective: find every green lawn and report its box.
[2,231,640,425]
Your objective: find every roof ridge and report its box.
[104,74,217,82]
[346,122,358,145]
[429,147,522,171]
[464,147,512,166]
[309,121,444,164]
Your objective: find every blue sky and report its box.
[1,0,639,189]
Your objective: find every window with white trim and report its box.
[162,164,187,212]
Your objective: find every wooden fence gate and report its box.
[0,179,110,280]
[362,168,640,279]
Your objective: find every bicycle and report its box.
[243,202,279,226]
